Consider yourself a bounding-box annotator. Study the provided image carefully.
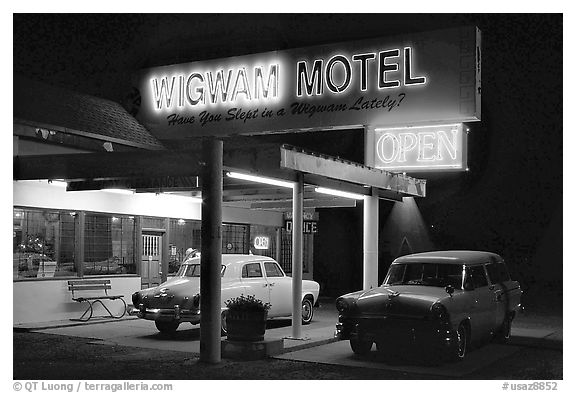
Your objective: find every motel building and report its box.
[13,26,480,361]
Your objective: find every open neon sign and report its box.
[374,124,467,172]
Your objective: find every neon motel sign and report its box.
[374,124,468,172]
[136,26,481,139]
[150,47,426,110]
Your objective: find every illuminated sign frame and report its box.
[373,123,468,172]
[253,236,270,250]
[135,26,481,140]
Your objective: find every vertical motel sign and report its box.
[374,123,468,172]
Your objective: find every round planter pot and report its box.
[226,310,268,342]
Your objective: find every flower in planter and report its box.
[225,294,271,312]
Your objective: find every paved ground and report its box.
[13,298,563,380]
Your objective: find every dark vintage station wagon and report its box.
[335,251,522,362]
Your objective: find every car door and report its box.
[464,264,494,342]
[240,261,271,308]
[485,262,508,331]
[263,261,292,317]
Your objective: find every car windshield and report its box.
[177,264,226,277]
[384,263,464,288]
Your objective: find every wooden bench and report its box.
[67,279,127,322]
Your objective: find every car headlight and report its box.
[431,302,450,322]
[336,297,352,313]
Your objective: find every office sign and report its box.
[374,123,468,172]
[134,26,481,139]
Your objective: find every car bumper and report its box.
[130,304,201,324]
[335,316,457,352]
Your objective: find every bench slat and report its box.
[68,280,111,285]
[68,285,111,291]
[73,295,124,301]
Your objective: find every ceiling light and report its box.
[227,171,294,188]
[315,187,365,200]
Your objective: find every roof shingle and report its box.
[14,75,164,150]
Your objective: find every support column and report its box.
[363,194,379,290]
[291,173,303,338]
[199,138,223,364]
[363,126,379,290]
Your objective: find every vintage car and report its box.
[131,254,320,334]
[335,251,522,361]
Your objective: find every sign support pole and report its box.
[290,172,304,338]
[363,127,379,290]
[199,138,223,364]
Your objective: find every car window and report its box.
[384,263,464,288]
[385,264,406,285]
[242,263,263,278]
[177,264,225,277]
[467,265,488,288]
[264,262,284,277]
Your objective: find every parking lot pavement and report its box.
[273,340,522,378]
[15,299,562,377]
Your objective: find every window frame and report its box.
[241,262,264,279]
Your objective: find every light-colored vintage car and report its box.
[335,251,522,361]
[131,254,320,334]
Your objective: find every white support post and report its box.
[291,173,304,338]
[363,126,379,290]
[363,194,379,290]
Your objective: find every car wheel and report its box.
[155,320,179,333]
[221,310,228,336]
[495,314,513,343]
[301,298,314,324]
[350,337,373,355]
[453,323,468,361]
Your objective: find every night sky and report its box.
[12,14,563,289]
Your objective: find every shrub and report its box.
[225,294,271,312]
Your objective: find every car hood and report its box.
[348,285,449,317]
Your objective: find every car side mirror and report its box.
[464,280,475,291]
[445,285,455,296]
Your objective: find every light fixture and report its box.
[227,171,294,188]
[315,187,365,200]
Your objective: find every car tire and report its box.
[301,298,314,324]
[155,320,179,334]
[350,337,372,355]
[221,310,228,336]
[494,314,513,343]
[452,322,468,361]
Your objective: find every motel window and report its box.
[13,207,76,280]
[280,228,313,274]
[222,223,249,254]
[84,214,137,275]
